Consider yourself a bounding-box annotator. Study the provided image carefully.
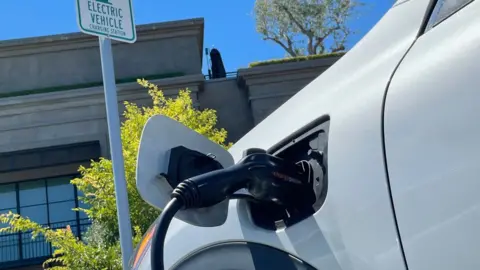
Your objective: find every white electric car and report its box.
[131,0,480,269]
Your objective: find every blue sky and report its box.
[0,1,393,73]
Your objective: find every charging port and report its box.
[246,119,330,230]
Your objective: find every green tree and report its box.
[254,0,362,57]
[0,79,231,269]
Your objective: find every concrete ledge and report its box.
[0,133,109,157]
[0,162,90,184]
[0,74,204,148]
[0,74,205,154]
[0,141,100,173]
[0,18,204,58]
[0,74,204,115]
[238,56,341,86]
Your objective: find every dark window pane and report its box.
[426,0,473,30]
[0,208,17,229]
[77,188,88,203]
[77,188,84,197]
[47,177,74,203]
[21,232,50,259]
[19,180,46,207]
[20,205,48,225]
[78,201,90,219]
[70,225,79,237]
[436,0,471,22]
[79,210,88,220]
[49,201,76,224]
[74,179,89,218]
[0,233,19,263]
[0,184,16,210]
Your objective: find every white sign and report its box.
[76,0,136,43]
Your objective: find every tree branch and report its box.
[277,4,311,37]
[254,0,356,56]
[284,34,296,55]
[313,36,326,53]
[263,36,297,57]
[331,45,345,52]
[276,4,317,55]
[318,43,325,54]
[313,26,340,54]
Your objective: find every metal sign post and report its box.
[98,36,133,269]
[75,0,137,268]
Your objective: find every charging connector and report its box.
[151,149,316,270]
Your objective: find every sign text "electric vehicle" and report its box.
[75,0,137,43]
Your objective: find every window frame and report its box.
[424,0,475,32]
[0,175,91,267]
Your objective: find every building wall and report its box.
[0,18,340,269]
[0,56,340,157]
[199,77,254,143]
[238,57,340,125]
[197,57,341,141]
[0,75,203,156]
[0,18,203,96]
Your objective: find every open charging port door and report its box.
[246,118,330,230]
[136,115,235,228]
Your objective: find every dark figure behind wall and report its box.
[210,48,226,79]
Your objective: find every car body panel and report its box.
[384,1,480,269]
[138,0,433,269]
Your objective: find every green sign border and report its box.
[76,0,136,43]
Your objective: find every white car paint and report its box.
[384,1,480,269]
[157,0,431,269]
[135,0,480,269]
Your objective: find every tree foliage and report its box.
[72,79,230,242]
[0,214,135,270]
[254,0,362,57]
[0,79,231,269]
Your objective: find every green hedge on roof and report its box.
[249,52,346,68]
[0,72,185,99]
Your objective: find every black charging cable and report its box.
[150,193,258,270]
[150,198,183,270]
[150,151,315,270]
[151,163,249,270]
